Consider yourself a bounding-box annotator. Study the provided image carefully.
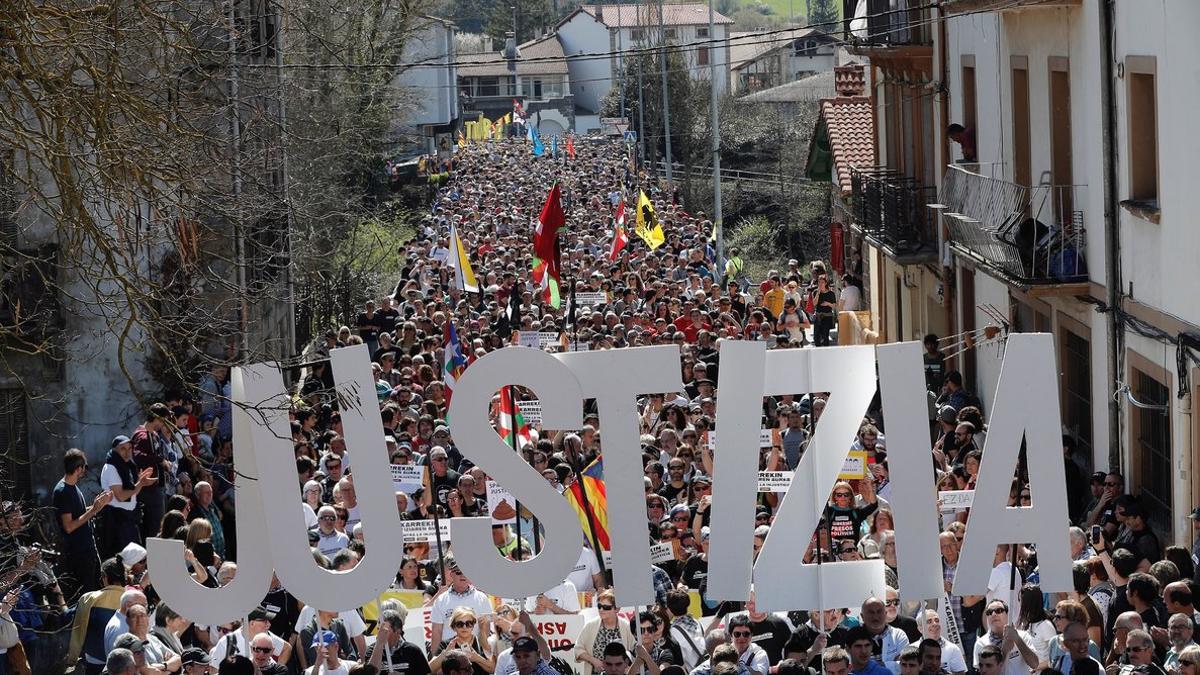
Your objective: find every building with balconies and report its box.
[936,0,1200,543]
[457,33,576,135]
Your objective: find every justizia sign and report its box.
[148,335,1072,626]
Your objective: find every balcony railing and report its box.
[940,164,1087,285]
[844,0,933,47]
[850,167,938,257]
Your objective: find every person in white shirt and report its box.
[314,505,350,557]
[525,579,580,615]
[568,545,606,593]
[972,600,1037,675]
[308,632,354,675]
[430,559,494,654]
[728,614,769,675]
[921,610,967,675]
[985,546,1023,619]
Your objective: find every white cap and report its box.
[120,542,148,567]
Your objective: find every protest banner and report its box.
[837,450,868,480]
[518,400,543,425]
[938,490,974,512]
[518,332,541,348]
[575,291,607,307]
[757,471,794,493]
[360,590,428,636]
[533,615,586,653]
[649,541,675,564]
[392,464,425,494]
[402,519,451,544]
[487,480,518,524]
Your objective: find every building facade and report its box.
[393,16,461,156]
[555,3,733,116]
[843,0,1200,543]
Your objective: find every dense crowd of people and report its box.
[3,137,1197,675]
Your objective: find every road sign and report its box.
[623,130,637,143]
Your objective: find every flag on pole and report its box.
[551,135,558,158]
[531,256,560,307]
[609,198,630,261]
[513,99,527,123]
[498,386,534,449]
[565,456,610,552]
[443,321,468,410]
[532,133,545,156]
[634,190,665,250]
[448,223,478,293]
[566,134,576,159]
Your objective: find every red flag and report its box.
[534,183,565,271]
[609,199,629,261]
[566,135,576,159]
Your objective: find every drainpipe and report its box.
[1179,390,1193,545]
[936,4,955,340]
[1100,0,1124,473]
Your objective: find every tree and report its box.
[484,0,559,46]
[807,0,841,31]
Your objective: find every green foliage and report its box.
[484,0,560,45]
[807,0,840,30]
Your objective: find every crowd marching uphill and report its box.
[5,136,1198,675]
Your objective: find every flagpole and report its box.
[431,500,448,584]
[505,384,527,559]
[570,458,609,579]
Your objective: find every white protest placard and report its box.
[403,605,432,647]
[838,450,867,480]
[760,429,775,448]
[569,342,590,352]
[533,614,586,653]
[538,331,560,349]
[519,400,543,425]
[650,541,676,564]
[576,291,607,307]
[938,490,974,512]
[487,480,518,523]
[601,550,613,568]
[518,332,540,348]
[757,471,794,492]
[401,519,451,544]
[391,464,425,494]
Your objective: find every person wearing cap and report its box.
[506,622,556,675]
[211,606,291,666]
[54,447,112,599]
[119,542,149,585]
[99,434,154,559]
[306,629,353,675]
[180,647,212,674]
[366,608,431,675]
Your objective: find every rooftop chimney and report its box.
[503,31,519,60]
[834,64,865,97]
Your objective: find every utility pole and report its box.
[618,27,626,119]
[227,0,249,360]
[636,36,646,171]
[709,0,724,270]
[657,0,673,185]
[275,0,297,365]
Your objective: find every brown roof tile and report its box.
[821,96,874,194]
[457,34,569,78]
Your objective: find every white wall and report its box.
[395,20,458,127]
[558,14,612,114]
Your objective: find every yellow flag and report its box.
[634,191,665,250]
[449,223,478,293]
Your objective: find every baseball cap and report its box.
[111,435,131,448]
[512,636,540,653]
[936,405,958,424]
[311,630,339,648]
[119,542,148,567]
[180,647,211,666]
[113,633,147,653]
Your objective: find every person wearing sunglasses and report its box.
[248,631,288,674]
[824,480,878,546]
[431,607,493,675]
[971,601,1037,675]
[312,505,350,558]
[1115,629,1167,675]
[577,590,636,675]
[1164,613,1197,671]
[1171,645,1200,675]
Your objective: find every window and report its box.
[664,28,677,40]
[1011,56,1031,188]
[1049,57,1074,220]
[630,29,645,42]
[1126,56,1158,207]
[476,77,499,97]
[0,388,30,503]
[1060,325,1092,464]
[961,55,977,135]
[698,47,709,66]
[1132,367,1171,530]
[697,27,709,38]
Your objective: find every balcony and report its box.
[940,0,1081,16]
[850,167,938,262]
[939,164,1088,290]
[844,0,933,49]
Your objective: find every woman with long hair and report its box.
[1016,583,1058,667]
[430,607,494,675]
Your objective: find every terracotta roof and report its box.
[834,65,866,97]
[821,96,874,194]
[738,69,837,102]
[577,4,733,28]
[457,34,569,78]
